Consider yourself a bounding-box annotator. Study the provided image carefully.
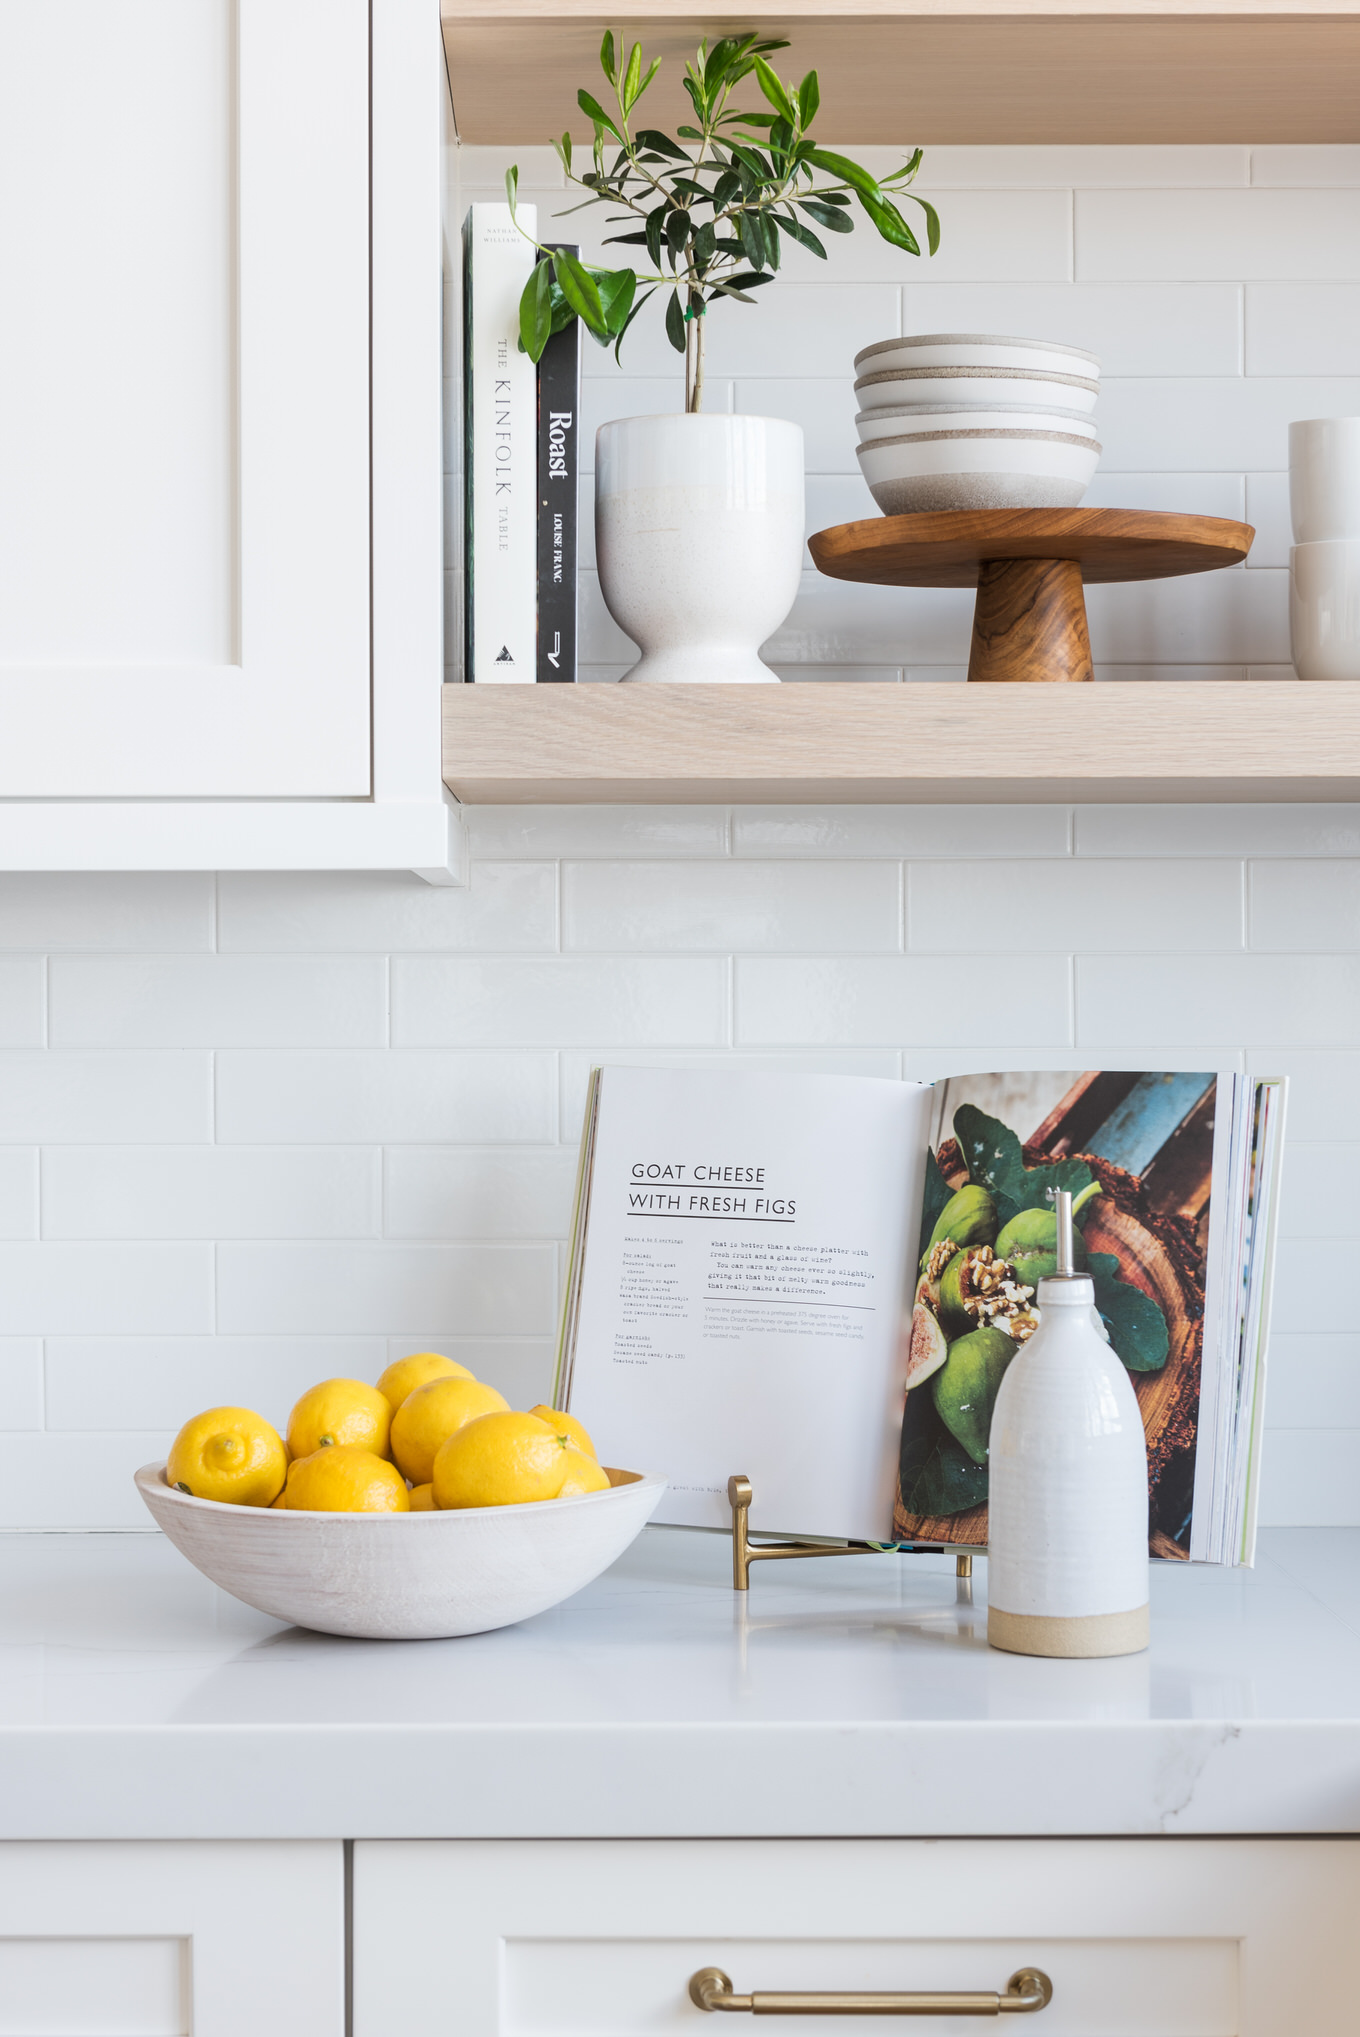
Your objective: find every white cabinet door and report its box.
[0,1840,343,2036]
[0,0,369,798]
[353,1837,1357,2037]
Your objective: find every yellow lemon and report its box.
[270,1488,289,1508]
[286,1378,392,1462]
[432,1410,570,1510]
[408,1482,438,1511]
[376,1351,472,1414]
[167,1407,287,1507]
[557,1445,611,1496]
[390,1375,509,1485]
[285,1445,409,1513]
[527,1404,597,1459]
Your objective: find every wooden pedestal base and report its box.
[968,557,1093,683]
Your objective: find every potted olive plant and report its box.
[508,34,939,682]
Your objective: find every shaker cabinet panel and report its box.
[353,1837,1358,2037]
[0,1840,344,2037]
[0,0,370,798]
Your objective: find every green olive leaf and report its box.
[1088,1253,1170,1373]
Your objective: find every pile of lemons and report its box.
[164,1352,609,1514]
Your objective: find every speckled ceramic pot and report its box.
[595,414,804,683]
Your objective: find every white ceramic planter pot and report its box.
[595,413,804,683]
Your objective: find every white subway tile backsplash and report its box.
[0,1151,37,1238]
[216,1243,556,1335]
[48,955,389,1048]
[899,283,1241,377]
[0,1342,43,1429]
[1245,284,1360,375]
[1265,1336,1360,1426]
[0,875,210,951]
[910,859,1243,952]
[0,959,44,1046]
[734,380,860,473]
[562,860,902,952]
[1085,569,1288,665]
[391,957,728,1045]
[1084,473,1245,519]
[1247,1049,1360,1141]
[1277,1143,1356,1237]
[1097,378,1360,472]
[216,1050,556,1145]
[735,956,1072,1045]
[0,1244,212,1335]
[44,1337,389,1432]
[217,866,557,952]
[0,1053,210,1143]
[1077,805,1360,859]
[1077,188,1360,280]
[1250,860,1360,950]
[0,1434,176,1529]
[732,806,1072,859]
[41,1147,381,1240]
[1271,1240,1345,1333]
[918,146,1249,189]
[580,379,734,472]
[1244,472,1291,568]
[764,575,974,666]
[385,1147,577,1239]
[1077,955,1360,1046]
[1257,1429,1360,1526]
[466,806,729,860]
[1251,145,1360,187]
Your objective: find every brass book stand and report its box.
[727,1474,975,1600]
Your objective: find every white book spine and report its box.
[463,201,538,682]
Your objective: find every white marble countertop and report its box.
[1,1525,1357,1841]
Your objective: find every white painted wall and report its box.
[1,144,1356,1531]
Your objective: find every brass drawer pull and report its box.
[689,1966,1053,2017]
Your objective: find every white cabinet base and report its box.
[354,1837,1358,2037]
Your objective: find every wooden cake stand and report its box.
[808,508,1254,683]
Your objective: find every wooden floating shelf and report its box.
[441,681,1360,806]
[442,2,1360,146]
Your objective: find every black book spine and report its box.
[536,247,580,683]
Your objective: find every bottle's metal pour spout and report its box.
[1055,1188,1074,1275]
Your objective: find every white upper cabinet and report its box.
[0,0,453,873]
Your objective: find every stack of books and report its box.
[463,202,579,684]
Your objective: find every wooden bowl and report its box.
[135,1462,667,1640]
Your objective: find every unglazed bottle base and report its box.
[987,1602,1150,1659]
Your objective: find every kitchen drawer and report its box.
[352,1837,1356,2037]
[0,1841,343,2037]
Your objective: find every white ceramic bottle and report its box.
[986,1191,1150,1658]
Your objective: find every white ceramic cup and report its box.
[1290,537,1360,680]
[1289,417,1360,543]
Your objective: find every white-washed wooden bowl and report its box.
[853,402,1100,449]
[135,1462,667,1640]
[854,332,1101,380]
[856,425,1101,513]
[854,365,1100,416]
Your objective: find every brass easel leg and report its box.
[956,1551,974,1606]
[728,1474,753,1591]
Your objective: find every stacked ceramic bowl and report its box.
[853,333,1103,514]
[1290,417,1360,680]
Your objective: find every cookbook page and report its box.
[566,1065,932,1540]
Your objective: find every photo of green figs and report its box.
[932,1326,1019,1466]
[994,1204,1090,1289]
[924,1183,997,1263]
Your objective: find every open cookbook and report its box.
[555,1066,1287,1566]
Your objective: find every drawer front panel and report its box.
[353,1837,1357,2037]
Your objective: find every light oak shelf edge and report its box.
[442,6,1360,145]
[441,680,1360,805]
